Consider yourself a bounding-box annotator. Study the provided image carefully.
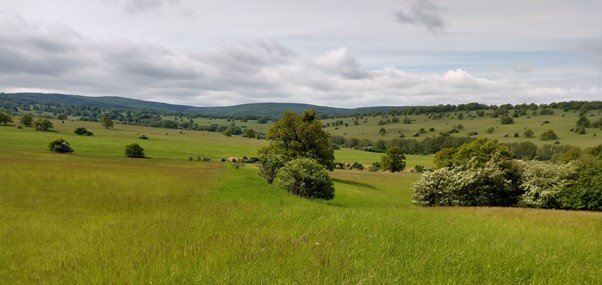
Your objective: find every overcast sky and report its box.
[1,0,601,107]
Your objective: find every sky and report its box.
[0,0,601,107]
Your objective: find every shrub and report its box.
[519,161,578,208]
[48,139,74,153]
[540,129,558,141]
[19,114,33,127]
[0,113,12,126]
[125,143,145,158]
[380,147,406,172]
[558,157,602,211]
[242,128,257,138]
[369,162,381,172]
[257,145,286,184]
[33,119,53,131]
[274,158,334,200]
[100,115,114,129]
[412,160,521,207]
[138,134,149,139]
[500,116,514,124]
[74,127,93,136]
[414,165,425,173]
[349,162,364,170]
[523,129,534,138]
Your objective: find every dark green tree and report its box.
[380,147,406,172]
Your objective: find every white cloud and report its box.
[0,13,600,107]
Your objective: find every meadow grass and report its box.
[0,122,601,283]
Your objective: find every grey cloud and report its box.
[395,0,445,33]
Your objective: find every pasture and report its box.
[0,120,601,283]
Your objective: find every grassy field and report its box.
[0,121,601,283]
[321,109,601,148]
[167,109,601,148]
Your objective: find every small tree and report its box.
[576,115,591,128]
[0,113,12,126]
[125,143,145,158]
[242,128,256,138]
[33,119,53,131]
[48,139,74,153]
[74,127,93,136]
[500,116,514,125]
[380,147,406,172]
[100,115,114,129]
[540,129,558,141]
[379,127,386,136]
[19,114,33,127]
[274,158,334,200]
[523,129,534,138]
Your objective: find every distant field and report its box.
[324,109,601,148]
[0,120,601,283]
[166,109,601,148]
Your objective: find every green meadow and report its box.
[322,109,602,147]
[0,120,601,283]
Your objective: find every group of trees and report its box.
[412,138,601,211]
[258,110,336,199]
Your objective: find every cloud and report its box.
[123,0,181,13]
[0,15,600,107]
[395,0,445,33]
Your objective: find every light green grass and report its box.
[0,122,601,283]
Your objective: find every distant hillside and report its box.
[0,93,406,118]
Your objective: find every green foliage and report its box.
[414,165,425,173]
[519,161,578,208]
[274,158,334,200]
[412,159,520,206]
[19,114,33,127]
[558,156,602,211]
[48,139,74,153]
[74,127,93,136]
[125,143,145,158]
[416,139,523,207]
[505,141,538,160]
[0,112,12,125]
[264,110,334,169]
[523,129,534,138]
[500,116,514,124]
[576,115,591,128]
[540,129,558,141]
[33,118,53,131]
[242,128,256,138]
[100,115,114,129]
[257,144,287,184]
[380,147,406,172]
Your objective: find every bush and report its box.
[0,113,12,126]
[19,114,33,127]
[540,129,558,141]
[414,165,425,173]
[380,147,406,172]
[138,134,149,139]
[48,139,74,153]
[274,158,334,200]
[412,160,522,206]
[74,127,93,136]
[523,129,534,138]
[33,119,53,131]
[558,157,602,211]
[519,161,578,208]
[125,143,145,158]
[500,116,514,124]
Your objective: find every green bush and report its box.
[74,127,93,136]
[558,157,602,211]
[125,143,145,158]
[500,116,514,124]
[412,160,521,207]
[540,129,558,141]
[274,158,334,200]
[33,119,53,131]
[0,112,12,126]
[19,114,33,127]
[48,139,74,153]
[519,161,578,208]
[380,147,406,172]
